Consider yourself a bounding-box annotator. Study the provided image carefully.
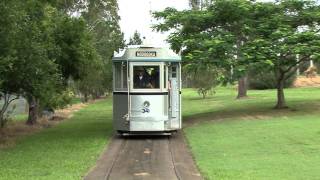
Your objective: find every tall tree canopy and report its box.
[153,0,320,108]
[153,0,255,98]
[244,0,320,108]
[81,0,124,94]
[128,30,143,45]
[0,0,124,126]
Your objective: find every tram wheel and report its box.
[116,130,128,136]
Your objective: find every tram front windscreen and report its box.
[133,66,160,89]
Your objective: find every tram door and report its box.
[169,63,180,129]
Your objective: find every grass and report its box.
[11,114,28,122]
[1,87,319,179]
[0,98,113,180]
[183,87,320,180]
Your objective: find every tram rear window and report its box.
[133,66,160,89]
[114,63,127,91]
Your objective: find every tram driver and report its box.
[134,66,160,89]
[134,67,151,88]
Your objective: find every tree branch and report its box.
[0,94,10,114]
[8,96,19,104]
[0,94,19,115]
[284,66,299,81]
[283,55,309,74]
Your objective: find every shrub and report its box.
[184,63,221,98]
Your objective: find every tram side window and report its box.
[122,64,127,89]
[114,63,127,91]
[133,66,160,89]
[171,66,177,78]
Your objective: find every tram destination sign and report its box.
[136,51,157,57]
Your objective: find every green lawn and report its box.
[1,87,320,180]
[0,99,113,180]
[183,87,320,180]
[12,114,28,122]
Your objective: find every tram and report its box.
[112,45,181,135]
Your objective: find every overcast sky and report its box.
[118,0,189,47]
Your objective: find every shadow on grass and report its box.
[183,99,320,127]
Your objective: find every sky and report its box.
[118,0,190,47]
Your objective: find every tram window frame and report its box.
[133,65,160,89]
[113,62,128,91]
[130,62,167,92]
[172,66,177,78]
[169,63,181,90]
[164,65,167,89]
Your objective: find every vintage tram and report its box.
[112,45,181,135]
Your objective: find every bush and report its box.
[41,89,74,111]
[248,69,296,90]
[184,63,221,98]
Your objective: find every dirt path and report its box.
[84,132,202,180]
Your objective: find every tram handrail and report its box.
[126,59,131,122]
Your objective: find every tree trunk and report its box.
[84,93,88,103]
[0,112,5,128]
[0,94,10,128]
[237,75,248,99]
[275,77,287,109]
[94,92,100,99]
[202,91,206,99]
[26,96,39,125]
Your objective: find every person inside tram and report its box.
[150,69,159,88]
[134,67,152,88]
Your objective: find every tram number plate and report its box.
[136,51,157,57]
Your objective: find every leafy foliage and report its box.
[154,0,320,108]
[0,0,123,125]
[81,0,124,97]
[244,0,320,108]
[153,0,257,98]
[184,63,222,98]
[128,30,143,45]
[248,67,296,90]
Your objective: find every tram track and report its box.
[84,131,202,180]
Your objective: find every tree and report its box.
[76,60,104,102]
[244,0,320,108]
[128,30,143,45]
[0,0,20,127]
[1,1,88,125]
[0,0,60,125]
[75,31,104,102]
[153,0,255,98]
[81,0,124,95]
[0,0,124,126]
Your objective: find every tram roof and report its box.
[112,45,181,62]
